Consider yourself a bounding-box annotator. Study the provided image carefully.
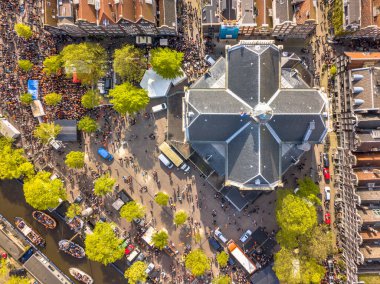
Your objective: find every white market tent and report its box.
[140,68,186,98]
[31,100,45,118]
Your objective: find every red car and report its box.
[323,168,330,182]
[324,212,331,225]
[124,244,135,255]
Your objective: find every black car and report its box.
[9,268,27,277]
[118,190,132,203]
[323,153,329,168]
[208,237,223,252]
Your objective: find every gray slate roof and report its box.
[185,41,328,189]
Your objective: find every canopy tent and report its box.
[140,69,187,98]
[55,119,77,141]
[27,80,39,99]
[31,100,45,118]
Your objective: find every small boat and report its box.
[67,216,84,233]
[14,217,45,247]
[32,211,57,229]
[69,268,93,284]
[58,240,85,258]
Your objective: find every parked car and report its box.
[214,228,228,244]
[180,162,191,172]
[136,252,146,261]
[97,147,114,161]
[124,244,135,255]
[204,54,216,65]
[9,268,27,277]
[239,229,252,243]
[325,186,331,201]
[323,167,330,182]
[145,262,155,275]
[152,103,167,113]
[323,153,329,168]
[324,212,331,225]
[208,237,223,252]
[118,190,132,203]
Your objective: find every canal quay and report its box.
[0,179,127,284]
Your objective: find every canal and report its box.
[0,180,127,284]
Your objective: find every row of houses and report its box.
[333,51,380,282]
[42,0,177,37]
[201,0,317,39]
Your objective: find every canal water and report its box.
[0,180,127,284]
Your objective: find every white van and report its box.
[152,103,167,113]
[180,163,190,172]
[158,154,173,169]
[325,186,331,201]
[127,248,140,263]
[204,55,216,66]
[214,228,228,244]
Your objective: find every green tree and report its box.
[150,48,184,79]
[124,261,147,284]
[0,258,8,278]
[85,222,124,265]
[113,45,147,83]
[185,249,210,276]
[120,201,145,222]
[297,178,321,205]
[174,210,188,226]
[6,276,30,284]
[300,258,325,284]
[20,93,33,104]
[14,23,33,39]
[359,274,380,284]
[216,251,229,268]
[44,93,62,106]
[23,171,66,210]
[109,82,149,116]
[33,122,61,143]
[212,275,231,284]
[273,248,300,283]
[152,230,169,250]
[276,193,317,240]
[301,225,336,262]
[81,89,102,109]
[78,116,98,133]
[43,55,62,75]
[94,174,115,196]
[60,43,107,85]
[66,203,81,219]
[18,59,33,72]
[154,192,169,206]
[0,137,34,180]
[65,151,85,169]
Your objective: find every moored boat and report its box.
[32,211,57,229]
[69,268,93,284]
[14,217,45,247]
[58,240,85,258]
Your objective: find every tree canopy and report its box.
[124,261,147,284]
[23,171,66,210]
[0,258,8,278]
[85,222,124,265]
[109,82,149,116]
[273,248,300,283]
[185,249,210,276]
[150,48,184,79]
[113,45,147,83]
[18,59,33,72]
[94,174,115,196]
[300,258,325,284]
[65,151,85,169]
[0,137,34,180]
[152,230,169,250]
[66,203,81,219]
[81,89,101,109]
[20,93,33,104]
[174,210,188,226]
[14,23,33,39]
[33,122,61,143]
[60,43,107,85]
[6,276,30,284]
[297,177,321,205]
[212,275,232,284]
[154,192,169,206]
[43,55,62,75]
[301,225,336,262]
[120,201,145,222]
[44,93,62,106]
[78,116,98,133]
[216,251,229,268]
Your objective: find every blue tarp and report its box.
[220,25,239,39]
[27,80,38,100]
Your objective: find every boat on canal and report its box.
[32,211,57,229]
[14,217,45,247]
[69,268,94,284]
[58,240,85,258]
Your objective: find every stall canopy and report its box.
[27,80,39,99]
[55,119,77,141]
[31,100,45,117]
[140,69,186,98]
